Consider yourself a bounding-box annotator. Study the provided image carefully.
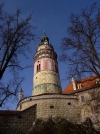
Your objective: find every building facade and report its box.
[17,34,81,122]
[0,34,100,133]
[17,34,100,131]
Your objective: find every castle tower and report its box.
[33,33,62,96]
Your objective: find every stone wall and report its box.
[0,105,36,134]
[17,95,81,122]
[77,87,100,131]
[34,71,61,87]
[33,70,62,95]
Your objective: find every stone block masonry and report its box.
[77,87,100,131]
[33,70,62,95]
[17,95,81,122]
[0,105,36,134]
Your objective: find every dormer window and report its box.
[96,78,100,84]
[77,83,82,89]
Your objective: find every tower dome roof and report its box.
[41,34,49,44]
[36,32,54,52]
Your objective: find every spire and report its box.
[44,30,46,35]
[41,31,49,44]
[19,89,23,101]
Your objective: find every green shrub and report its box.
[27,117,96,134]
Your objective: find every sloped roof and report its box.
[0,110,20,116]
[0,104,37,116]
[0,104,37,117]
[62,76,100,94]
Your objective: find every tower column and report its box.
[33,34,62,96]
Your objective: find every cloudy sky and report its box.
[1,0,100,109]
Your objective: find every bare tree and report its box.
[0,3,35,108]
[60,3,100,80]
[0,77,23,108]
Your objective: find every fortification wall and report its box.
[0,105,36,134]
[17,95,81,122]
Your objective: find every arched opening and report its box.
[37,64,41,73]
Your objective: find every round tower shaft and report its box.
[33,34,62,96]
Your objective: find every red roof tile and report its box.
[62,76,100,94]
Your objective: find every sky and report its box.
[0,0,100,109]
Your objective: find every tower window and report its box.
[37,64,41,73]
[37,65,38,72]
[55,65,58,73]
[39,64,40,70]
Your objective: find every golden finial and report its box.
[44,30,46,35]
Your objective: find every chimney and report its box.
[72,77,76,90]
